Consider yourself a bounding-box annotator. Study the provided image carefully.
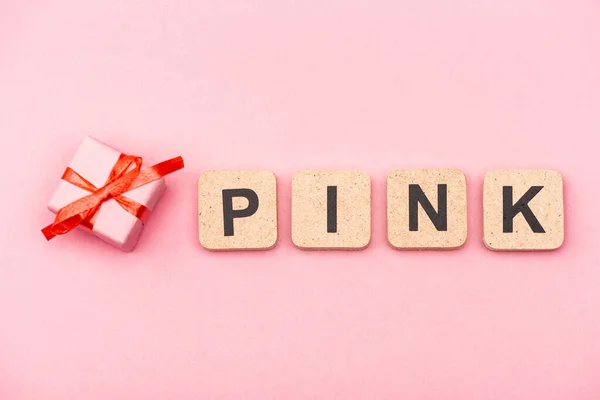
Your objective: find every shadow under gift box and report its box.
[47,136,166,252]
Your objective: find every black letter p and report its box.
[222,189,259,236]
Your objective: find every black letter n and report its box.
[409,184,447,231]
[222,189,259,236]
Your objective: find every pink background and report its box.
[1,0,599,398]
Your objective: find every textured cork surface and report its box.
[198,170,278,251]
[291,170,371,249]
[483,169,564,251]
[387,169,467,249]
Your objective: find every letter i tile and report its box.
[291,170,371,250]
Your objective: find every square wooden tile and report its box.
[387,169,467,249]
[291,170,371,249]
[483,169,564,251]
[198,170,278,251]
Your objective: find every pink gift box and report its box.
[47,136,166,251]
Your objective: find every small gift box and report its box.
[43,136,184,251]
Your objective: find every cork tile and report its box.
[387,169,467,250]
[483,170,564,251]
[291,170,371,250]
[198,170,278,251]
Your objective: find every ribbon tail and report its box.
[41,224,58,240]
[41,212,90,241]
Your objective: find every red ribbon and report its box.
[42,153,184,241]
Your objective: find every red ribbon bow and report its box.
[42,153,184,240]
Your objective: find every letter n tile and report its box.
[387,169,467,249]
